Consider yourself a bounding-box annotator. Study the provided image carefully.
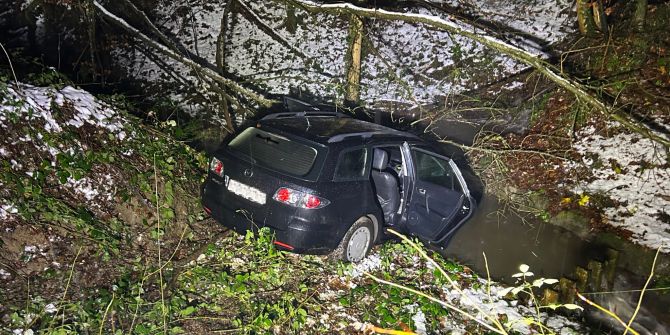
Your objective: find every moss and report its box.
[594,232,670,277]
[549,211,592,239]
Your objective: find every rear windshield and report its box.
[228,127,318,177]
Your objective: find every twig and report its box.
[579,287,670,295]
[98,292,115,335]
[142,223,189,281]
[624,247,661,335]
[364,272,506,335]
[577,292,640,335]
[127,260,150,333]
[0,42,20,87]
[354,321,417,335]
[385,229,508,334]
[56,246,83,328]
[438,138,570,161]
[166,228,232,294]
[153,153,168,333]
[483,252,492,302]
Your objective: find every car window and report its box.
[334,147,368,181]
[413,150,462,192]
[228,127,318,177]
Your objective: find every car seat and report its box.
[371,148,400,224]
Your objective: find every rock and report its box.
[549,210,592,239]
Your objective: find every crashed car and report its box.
[201,110,477,262]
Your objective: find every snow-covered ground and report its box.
[0,81,130,217]
[316,251,587,334]
[571,122,670,253]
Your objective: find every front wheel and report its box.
[331,218,374,262]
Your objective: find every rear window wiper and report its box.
[256,134,280,145]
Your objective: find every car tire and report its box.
[331,217,374,263]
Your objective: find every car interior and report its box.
[371,147,403,224]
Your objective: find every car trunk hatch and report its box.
[212,127,323,230]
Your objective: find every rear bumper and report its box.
[202,196,339,255]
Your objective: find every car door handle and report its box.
[418,188,426,195]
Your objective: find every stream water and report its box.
[441,195,591,281]
[439,195,670,335]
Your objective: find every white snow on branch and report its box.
[236,0,310,59]
[292,0,548,58]
[93,0,274,107]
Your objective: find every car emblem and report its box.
[243,168,253,177]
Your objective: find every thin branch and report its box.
[285,0,670,148]
[385,229,508,334]
[236,0,309,59]
[119,0,180,51]
[93,1,276,108]
[624,247,661,335]
[577,292,640,335]
[364,272,507,335]
[438,138,571,161]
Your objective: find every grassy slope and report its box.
[0,71,591,334]
[0,74,486,335]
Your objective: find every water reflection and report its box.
[437,195,670,334]
[440,195,591,282]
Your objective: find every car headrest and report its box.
[372,148,388,171]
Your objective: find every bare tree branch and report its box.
[236,0,309,59]
[93,0,277,108]
[216,0,235,72]
[284,0,670,148]
[119,0,179,51]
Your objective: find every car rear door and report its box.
[404,147,470,242]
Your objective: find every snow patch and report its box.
[571,123,670,253]
[44,303,57,314]
[0,83,129,141]
[0,203,19,220]
[445,280,585,334]
[405,304,428,335]
[347,252,382,279]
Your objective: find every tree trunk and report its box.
[284,0,670,148]
[216,0,233,72]
[93,1,276,108]
[633,0,647,32]
[576,0,596,37]
[592,0,608,34]
[345,14,363,105]
[85,0,97,81]
[285,3,298,34]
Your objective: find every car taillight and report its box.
[209,157,224,176]
[272,187,330,209]
[305,195,321,209]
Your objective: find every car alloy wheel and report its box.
[331,217,374,263]
[347,225,371,262]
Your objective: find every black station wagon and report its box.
[201,110,477,262]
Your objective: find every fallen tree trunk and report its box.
[93,0,277,108]
[284,0,670,148]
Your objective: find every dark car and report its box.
[201,111,477,262]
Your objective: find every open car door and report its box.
[404,146,472,243]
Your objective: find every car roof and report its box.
[258,115,419,145]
